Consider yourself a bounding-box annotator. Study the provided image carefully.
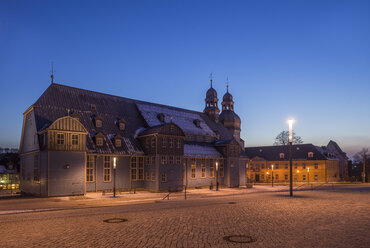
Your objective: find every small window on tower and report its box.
[280,153,285,159]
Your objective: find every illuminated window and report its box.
[103,156,111,182]
[308,152,314,158]
[210,160,215,178]
[161,156,167,165]
[72,134,78,145]
[201,159,206,178]
[57,133,64,145]
[191,159,196,179]
[280,153,285,159]
[86,155,94,182]
[161,173,166,182]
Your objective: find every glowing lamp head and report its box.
[307,167,310,172]
[288,118,293,143]
[113,157,117,169]
[271,164,274,170]
[216,162,218,170]
[297,170,299,173]
[266,171,269,175]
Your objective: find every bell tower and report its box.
[203,74,220,122]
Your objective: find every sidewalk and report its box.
[0,185,288,215]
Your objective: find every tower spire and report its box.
[226,76,229,92]
[210,72,213,88]
[50,61,55,84]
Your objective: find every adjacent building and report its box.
[245,144,340,183]
[19,80,247,196]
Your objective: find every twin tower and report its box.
[203,78,243,146]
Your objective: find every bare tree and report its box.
[273,131,303,145]
[353,148,369,183]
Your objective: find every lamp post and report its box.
[307,167,310,185]
[216,161,219,191]
[113,157,117,198]
[246,163,249,187]
[271,164,274,187]
[289,118,293,197]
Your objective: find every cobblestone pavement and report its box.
[0,185,369,248]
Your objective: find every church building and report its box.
[19,78,248,196]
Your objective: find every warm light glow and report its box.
[216,162,218,170]
[297,170,299,173]
[113,157,117,169]
[266,171,269,175]
[307,167,310,172]
[272,164,274,170]
[288,118,293,143]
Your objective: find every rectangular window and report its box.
[219,161,224,178]
[285,174,288,180]
[302,174,306,181]
[86,155,95,182]
[21,159,25,180]
[57,133,64,145]
[261,174,265,180]
[314,174,318,180]
[201,159,206,178]
[162,137,166,148]
[275,174,279,180]
[151,137,155,148]
[302,163,306,169]
[210,160,215,178]
[169,138,174,148]
[275,163,279,169]
[161,173,166,182]
[33,153,39,181]
[103,156,111,182]
[294,163,298,169]
[169,156,174,165]
[115,139,121,147]
[72,134,78,145]
[285,163,289,169]
[161,156,167,165]
[138,157,144,180]
[146,137,150,148]
[151,156,156,165]
[131,157,137,180]
[96,137,103,146]
[314,163,318,169]
[191,159,196,179]
[177,139,181,148]
[146,172,149,181]
[176,156,181,165]
[151,172,155,181]
[261,164,265,169]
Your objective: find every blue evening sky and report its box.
[0,0,369,157]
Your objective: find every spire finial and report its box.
[226,76,229,92]
[210,72,213,88]
[50,61,55,84]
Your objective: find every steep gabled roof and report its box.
[31,83,234,154]
[245,144,328,161]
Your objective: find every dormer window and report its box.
[71,112,81,120]
[193,119,201,128]
[115,138,122,147]
[94,115,103,128]
[117,118,126,131]
[90,104,96,111]
[95,133,104,147]
[308,152,314,158]
[96,137,103,146]
[157,113,165,122]
[280,153,285,159]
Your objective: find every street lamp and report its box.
[307,167,310,185]
[113,157,117,197]
[271,164,274,187]
[216,161,219,191]
[289,118,293,197]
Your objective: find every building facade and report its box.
[245,144,340,183]
[19,81,247,196]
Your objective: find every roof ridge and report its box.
[43,83,205,116]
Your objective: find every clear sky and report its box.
[0,0,369,157]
